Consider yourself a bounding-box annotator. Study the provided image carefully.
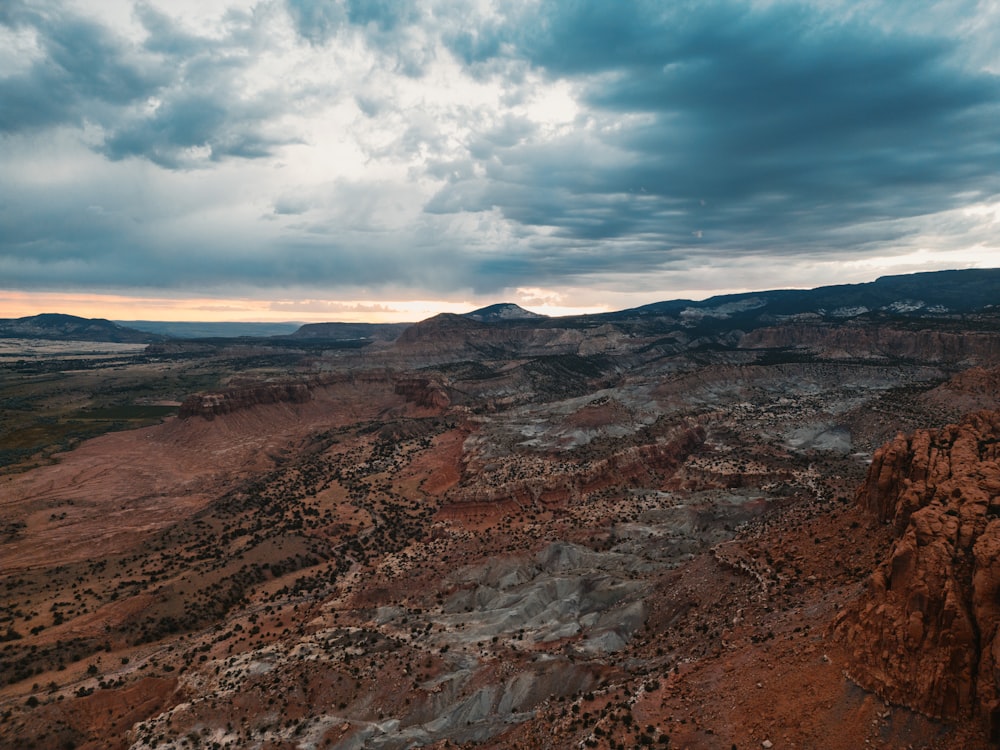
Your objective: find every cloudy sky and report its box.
[1,0,999,322]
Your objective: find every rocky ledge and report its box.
[178,382,312,419]
[835,410,1000,730]
[742,322,1000,363]
[393,377,452,409]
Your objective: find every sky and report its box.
[1,0,999,323]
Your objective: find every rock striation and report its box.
[835,410,1000,729]
[393,377,452,409]
[390,313,635,363]
[178,382,312,419]
[742,323,1000,363]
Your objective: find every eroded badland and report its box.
[3,274,1000,749]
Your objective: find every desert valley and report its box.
[2,268,1000,750]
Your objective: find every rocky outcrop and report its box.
[835,410,1000,726]
[445,424,706,510]
[742,323,1000,364]
[391,313,635,362]
[390,313,528,361]
[394,377,452,409]
[179,382,312,419]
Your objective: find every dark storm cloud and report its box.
[102,89,294,168]
[104,6,301,167]
[345,0,418,32]
[0,1,164,133]
[285,0,430,75]
[0,1,296,168]
[0,186,462,292]
[285,0,345,45]
[132,3,206,57]
[439,0,1000,267]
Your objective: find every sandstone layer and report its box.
[742,323,1000,363]
[178,382,312,418]
[836,410,1000,727]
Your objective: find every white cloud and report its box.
[0,23,43,75]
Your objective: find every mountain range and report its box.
[2,268,998,344]
[0,313,166,343]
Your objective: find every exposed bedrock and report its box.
[179,382,313,418]
[177,372,401,419]
[393,377,452,410]
[441,542,650,649]
[742,323,1000,363]
[834,410,1000,726]
[445,423,706,508]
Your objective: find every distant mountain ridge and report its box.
[286,322,411,341]
[120,321,303,339]
[385,268,1000,363]
[464,303,545,322]
[4,268,998,345]
[608,268,1000,322]
[0,314,164,343]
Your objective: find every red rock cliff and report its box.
[835,410,1000,728]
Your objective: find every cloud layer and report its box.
[1,0,998,314]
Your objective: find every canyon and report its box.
[1,270,1000,749]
